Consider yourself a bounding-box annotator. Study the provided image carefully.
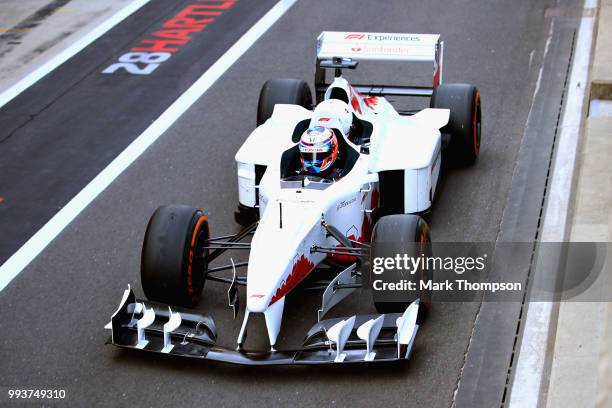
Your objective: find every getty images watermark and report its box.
[367,242,611,302]
[372,252,521,293]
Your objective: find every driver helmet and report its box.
[299,126,339,174]
[311,99,352,137]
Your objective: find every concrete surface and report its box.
[546,0,612,401]
[0,0,133,93]
[546,117,612,408]
[0,0,48,29]
[598,301,612,407]
[570,117,612,237]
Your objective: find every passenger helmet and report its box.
[311,99,353,137]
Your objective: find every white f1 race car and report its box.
[107,32,482,365]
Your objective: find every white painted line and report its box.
[0,0,298,291]
[507,1,597,407]
[0,0,152,110]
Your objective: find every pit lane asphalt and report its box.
[0,0,569,406]
[0,0,278,264]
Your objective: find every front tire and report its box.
[431,83,482,166]
[141,205,210,307]
[370,214,432,323]
[257,79,313,126]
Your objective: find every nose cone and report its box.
[246,293,269,313]
[246,236,299,313]
[247,252,316,313]
[245,223,294,312]
[245,198,322,313]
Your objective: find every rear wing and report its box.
[314,32,443,102]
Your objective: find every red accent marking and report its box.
[318,117,330,122]
[361,215,372,242]
[351,47,362,52]
[349,85,363,114]
[130,1,236,52]
[363,96,378,110]
[361,187,379,242]
[345,34,365,40]
[327,187,379,264]
[152,29,200,41]
[359,187,379,244]
[433,66,441,88]
[269,255,315,305]
[370,187,379,210]
[250,294,265,298]
[433,44,441,88]
[350,96,362,114]
[191,215,207,246]
[131,39,186,53]
[187,248,195,295]
[327,234,357,263]
[162,19,209,30]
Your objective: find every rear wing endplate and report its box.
[315,32,444,101]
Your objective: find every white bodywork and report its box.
[317,31,440,62]
[234,79,448,348]
[233,31,449,348]
[316,31,444,88]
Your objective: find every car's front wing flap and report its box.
[105,286,419,365]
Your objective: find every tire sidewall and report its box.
[141,205,209,307]
[257,79,313,126]
[370,214,432,316]
[431,83,481,166]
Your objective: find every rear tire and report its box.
[141,205,209,307]
[370,214,432,323]
[431,83,482,166]
[257,79,313,126]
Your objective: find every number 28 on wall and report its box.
[102,52,171,75]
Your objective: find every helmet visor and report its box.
[302,150,333,173]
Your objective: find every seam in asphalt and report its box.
[451,290,486,408]
[0,79,76,145]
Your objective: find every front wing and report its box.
[105,286,419,365]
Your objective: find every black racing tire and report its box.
[430,83,482,166]
[141,205,210,307]
[257,78,313,126]
[370,214,432,323]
